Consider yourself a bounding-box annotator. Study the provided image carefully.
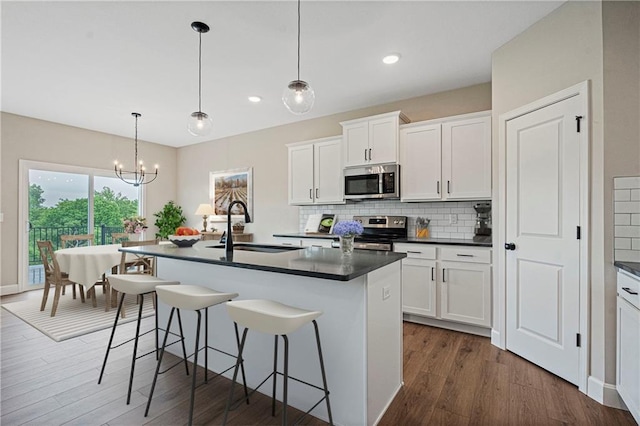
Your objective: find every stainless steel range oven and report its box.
[332,215,407,251]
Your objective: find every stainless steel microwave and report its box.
[344,164,400,200]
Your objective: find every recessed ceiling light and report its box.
[382,54,401,65]
[248,96,262,103]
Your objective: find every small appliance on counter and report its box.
[473,202,492,242]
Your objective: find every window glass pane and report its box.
[94,176,140,243]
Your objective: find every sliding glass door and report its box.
[21,161,141,288]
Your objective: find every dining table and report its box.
[55,244,126,310]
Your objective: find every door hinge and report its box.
[576,333,581,347]
[575,115,583,133]
[577,226,581,240]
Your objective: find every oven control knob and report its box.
[394,220,399,224]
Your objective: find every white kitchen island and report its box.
[121,242,406,426]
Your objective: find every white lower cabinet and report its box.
[395,243,492,329]
[616,270,640,423]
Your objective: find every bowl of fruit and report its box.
[168,227,201,247]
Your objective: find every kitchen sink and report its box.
[207,243,304,253]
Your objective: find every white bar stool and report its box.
[98,274,189,405]
[145,284,249,426]
[223,299,333,426]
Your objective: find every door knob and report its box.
[504,242,516,251]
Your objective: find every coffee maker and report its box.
[473,203,492,242]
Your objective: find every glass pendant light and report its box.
[188,21,213,136]
[283,0,315,115]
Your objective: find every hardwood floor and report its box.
[1,290,635,425]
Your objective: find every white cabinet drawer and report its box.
[618,270,640,309]
[393,243,436,260]
[301,238,334,248]
[275,237,302,247]
[439,246,491,264]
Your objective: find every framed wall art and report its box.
[209,167,253,222]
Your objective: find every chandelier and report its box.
[114,112,158,187]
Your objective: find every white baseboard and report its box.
[491,329,504,349]
[403,314,491,337]
[372,382,403,426]
[587,376,627,410]
[0,284,19,296]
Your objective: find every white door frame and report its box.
[493,81,590,393]
[18,159,144,292]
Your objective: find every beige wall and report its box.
[493,0,640,396]
[176,83,492,243]
[0,112,178,289]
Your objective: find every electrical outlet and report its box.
[449,214,458,224]
[382,286,391,300]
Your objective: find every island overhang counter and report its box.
[120,242,406,426]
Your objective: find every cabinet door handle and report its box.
[407,250,422,254]
[368,148,372,161]
[456,254,474,257]
[311,244,323,247]
[442,268,446,282]
[315,188,319,198]
[431,267,435,281]
[364,149,368,161]
[282,242,293,246]
[622,287,639,295]
[437,181,440,194]
[447,180,451,194]
[309,188,313,199]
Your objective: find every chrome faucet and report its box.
[225,200,251,257]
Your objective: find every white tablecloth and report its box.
[55,244,124,288]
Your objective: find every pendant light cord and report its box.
[198,31,203,112]
[134,114,139,177]
[297,0,301,81]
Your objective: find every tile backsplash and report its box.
[300,200,491,240]
[614,176,640,262]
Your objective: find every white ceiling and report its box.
[1,1,564,148]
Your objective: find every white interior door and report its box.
[505,95,582,385]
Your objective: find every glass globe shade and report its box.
[282,80,315,115]
[188,111,213,136]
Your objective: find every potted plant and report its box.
[153,201,186,239]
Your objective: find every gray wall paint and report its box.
[1,113,178,288]
[175,84,492,245]
[493,0,640,395]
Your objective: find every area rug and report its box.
[1,292,154,342]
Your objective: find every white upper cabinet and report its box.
[400,112,492,202]
[442,115,492,199]
[341,111,408,167]
[289,144,315,204]
[400,123,442,201]
[288,137,344,205]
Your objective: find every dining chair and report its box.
[60,233,110,308]
[37,240,85,316]
[110,239,160,314]
[110,232,130,244]
[59,234,96,299]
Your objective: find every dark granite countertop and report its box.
[121,242,406,282]
[274,233,338,240]
[273,233,492,247]
[614,261,640,278]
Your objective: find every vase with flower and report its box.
[332,220,364,255]
[123,216,148,240]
